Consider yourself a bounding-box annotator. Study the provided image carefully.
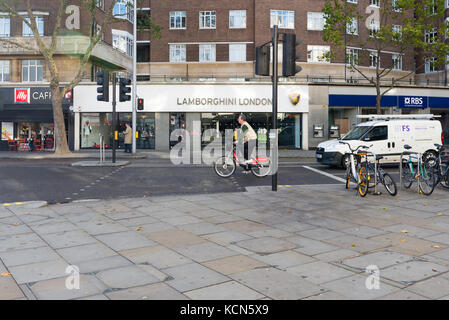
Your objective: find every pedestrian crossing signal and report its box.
[137,98,144,110]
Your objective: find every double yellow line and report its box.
[2,202,23,206]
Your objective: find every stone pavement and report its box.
[1,184,449,300]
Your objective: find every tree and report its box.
[0,0,161,155]
[322,0,449,114]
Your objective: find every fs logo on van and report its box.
[15,88,30,103]
[289,93,301,106]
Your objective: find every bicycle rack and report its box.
[399,150,422,195]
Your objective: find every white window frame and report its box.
[369,20,380,37]
[169,44,186,62]
[370,0,380,7]
[425,28,437,44]
[0,60,9,82]
[23,16,44,37]
[425,57,436,73]
[96,0,104,10]
[307,12,325,31]
[170,11,186,29]
[347,0,358,3]
[229,43,246,62]
[0,17,10,37]
[199,44,216,62]
[199,11,216,29]
[369,52,379,68]
[229,10,246,29]
[113,0,133,23]
[346,48,359,65]
[346,17,358,35]
[392,54,402,70]
[270,10,295,29]
[307,45,330,63]
[112,29,134,57]
[22,60,43,82]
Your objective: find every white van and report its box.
[316,115,443,168]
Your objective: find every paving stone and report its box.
[303,291,352,300]
[96,265,160,289]
[369,233,447,256]
[201,231,253,246]
[29,275,108,300]
[137,222,175,234]
[324,235,391,253]
[104,211,148,221]
[286,261,355,284]
[272,222,316,233]
[76,219,129,236]
[56,243,117,264]
[0,246,60,267]
[340,226,389,238]
[321,274,398,300]
[8,259,69,284]
[76,255,133,274]
[297,228,345,241]
[251,250,317,269]
[312,249,359,262]
[105,282,187,300]
[174,242,238,263]
[376,290,429,300]
[188,209,224,218]
[115,216,159,227]
[341,250,415,271]
[0,223,32,237]
[423,233,449,246]
[382,224,441,239]
[406,277,449,299]
[40,230,98,249]
[427,248,449,262]
[178,222,227,236]
[235,237,296,254]
[29,221,78,235]
[0,233,46,252]
[120,246,192,269]
[145,229,205,248]
[77,294,110,300]
[204,214,242,224]
[96,231,157,251]
[381,260,449,285]
[0,277,25,299]
[246,228,292,238]
[185,281,265,300]
[159,215,203,226]
[230,267,324,300]
[164,263,229,292]
[286,236,339,255]
[202,255,268,275]
[220,220,269,233]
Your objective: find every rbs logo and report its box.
[404,97,423,106]
[14,88,30,103]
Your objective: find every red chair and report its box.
[7,139,17,152]
[34,139,42,152]
[18,138,28,152]
[44,137,54,150]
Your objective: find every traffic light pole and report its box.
[112,73,117,164]
[132,0,137,154]
[272,26,278,192]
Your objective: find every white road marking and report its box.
[302,165,347,183]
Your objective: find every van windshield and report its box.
[341,126,372,141]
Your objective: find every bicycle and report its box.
[424,144,449,189]
[339,141,371,197]
[401,145,436,195]
[214,142,271,178]
[359,154,397,196]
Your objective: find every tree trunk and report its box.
[376,95,382,115]
[50,85,70,155]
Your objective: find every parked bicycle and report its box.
[401,145,436,195]
[424,144,449,189]
[359,153,397,196]
[214,143,271,178]
[339,141,371,197]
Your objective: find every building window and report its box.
[370,0,380,7]
[307,45,330,63]
[270,10,295,29]
[347,0,358,3]
[369,52,379,67]
[114,0,133,22]
[426,0,437,15]
[392,24,402,40]
[425,57,436,73]
[229,44,246,62]
[199,11,216,29]
[169,44,186,62]
[137,9,151,29]
[170,11,186,29]
[392,0,401,12]
[137,43,150,62]
[23,17,44,37]
[369,20,380,37]
[346,48,359,65]
[0,17,10,37]
[346,17,358,35]
[96,0,104,10]
[112,30,133,57]
[392,54,402,70]
[137,75,150,81]
[229,10,246,29]
[307,12,325,31]
[425,28,437,43]
[22,60,43,82]
[199,44,216,62]
[0,60,9,82]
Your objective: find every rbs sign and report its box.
[400,96,427,109]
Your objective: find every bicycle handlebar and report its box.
[339,141,372,153]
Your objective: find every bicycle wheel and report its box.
[359,163,376,188]
[440,163,449,189]
[214,157,236,178]
[382,173,397,196]
[358,166,369,197]
[425,157,441,185]
[251,159,271,177]
[418,162,436,196]
[401,160,413,189]
[345,166,351,189]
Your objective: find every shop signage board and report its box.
[398,96,428,109]
[0,87,72,107]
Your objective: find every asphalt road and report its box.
[0,157,401,204]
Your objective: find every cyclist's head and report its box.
[238,114,246,124]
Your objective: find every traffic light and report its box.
[282,33,302,77]
[119,77,131,102]
[96,70,109,102]
[137,98,144,110]
[255,45,270,76]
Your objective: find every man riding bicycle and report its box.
[237,114,257,170]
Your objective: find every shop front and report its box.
[73,83,309,151]
[0,87,74,151]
